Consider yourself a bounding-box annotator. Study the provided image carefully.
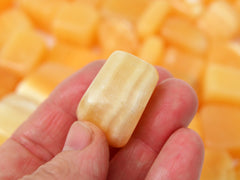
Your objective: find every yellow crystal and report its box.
[0,94,38,138]
[77,51,159,147]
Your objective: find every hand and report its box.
[0,61,204,180]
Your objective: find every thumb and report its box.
[21,121,109,180]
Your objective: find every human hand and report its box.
[0,61,204,180]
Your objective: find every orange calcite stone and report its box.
[200,105,240,151]
[75,0,101,7]
[0,28,47,76]
[138,36,164,65]
[202,63,240,105]
[162,47,204,91]
[0,67,20,98]
[0,94,38,138]
[200,149,236,180]
[235,162,240,179]
[137,0,171,39]
[98,17,138,56]
[198,1,239,40]
[0,9,32,48]
[208,41,240,69]
[16,62,74,103]
[235,0,240,18]
[102,0,150,22]
[170,0,203,19]
[19,0,64,31]
[162,16,208,54]
[47,42,99,70]
[0,0,12,11]
[77,51,159,147]
[53,2,99,46]
[0,1,240,178]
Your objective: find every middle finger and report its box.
[108,77,198,180]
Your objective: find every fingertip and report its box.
[154,66,173,84]
[63,121,93,151]
[146,128,204,180]
[172,128,205,158]
[159,78,199,125]
[83,121,108,145]
[167,128,205,178]
[63,120,108,152]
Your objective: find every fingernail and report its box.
[63,121,92,151]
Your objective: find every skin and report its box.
[0,61,204,180]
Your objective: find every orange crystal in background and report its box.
[52,2,99,46]
[200,105,240,152]
[0,28,47,76]
[98,17,138,57]
[0,67,20,99]
[16,62,75,103]
[0,9,32,48]
[0,0,240,178]
[200,149,236,180]
[161,16,208,54]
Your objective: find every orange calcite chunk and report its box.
[162,47,204,90]
[0,9,32,48]
[208,41,240,68]
[47,42,98,70]
[53,2,99,46]
[162,16,208,54]
[202,63,240,105]
[98,17,138,56]
[102,0,150,22]
[0,94,38,138]
[16,62,74,103]
[0,28,47,76]
[137,0,171,39]
[198,1,239,39]
[0,67,20,98]
[170,0,203,19]
[235,162,240,180]
[0,0,12,11]
[200,149,236,180]
[235,0,240,18]
[77,51,159,147]
[76,0,101,7]
[19,0,64,31]
[138,36,164,65]
[200,105,240,151]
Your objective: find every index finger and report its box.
[0,61,104,179]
